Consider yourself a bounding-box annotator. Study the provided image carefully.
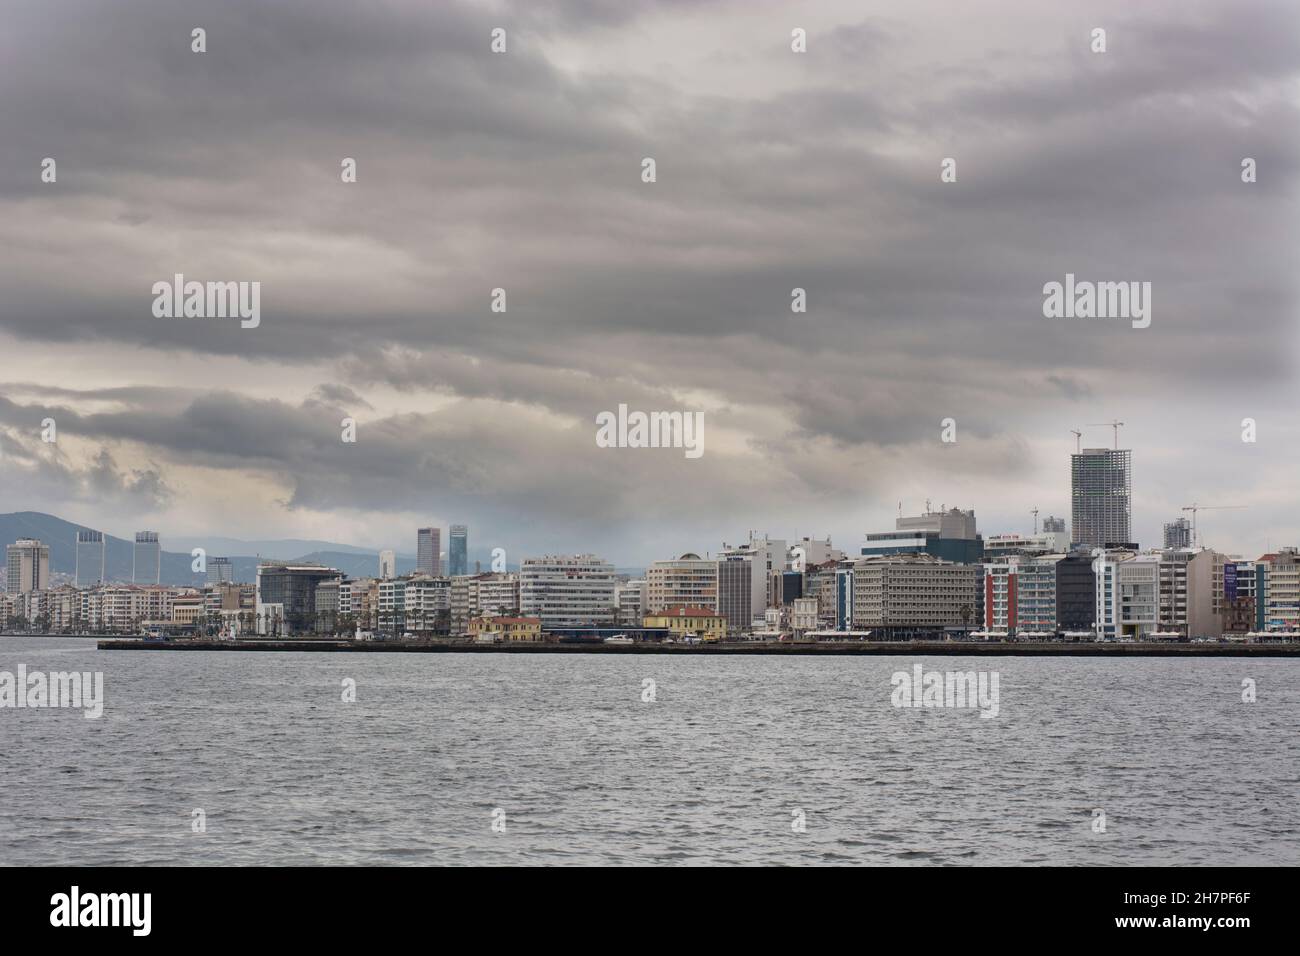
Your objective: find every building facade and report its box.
[75,530,106,588]
[448,525,467,577]
[133,531,161,585]
[519,555,617,629]
[645,554,717,614]
[1071,448,1132,548]
[417,527,441,577]
[6,539,50,594]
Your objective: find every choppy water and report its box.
[1,636,1297,865]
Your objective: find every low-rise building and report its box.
[642,605,727,642]
[469,615,543,643]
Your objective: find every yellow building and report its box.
[171,596,206,626]
[469,615,543,642]
[642,605,727,642]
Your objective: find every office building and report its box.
[1071,448,1132,547]
[850,553,981,638]
[379,549,396,579]
[75,530,106,588]
[6,539,50,594]
[132,531,161,585]
[417,527,441,577]
[716,549,759,630]
[207,556,234,585]
[448,525,468,577]
[1042,515,1067,533]
[862,507,983,564]
[255,564,342,636]
[519,555,617,629]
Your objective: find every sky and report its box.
[1,0,1297,564]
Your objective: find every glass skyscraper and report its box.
[133,531,160,584]
[449,525,468,577]
[75,530,105,588]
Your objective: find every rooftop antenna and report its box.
[1031,508,1039,535]
[1087,420,1125,450]
[1070,429,1082,454]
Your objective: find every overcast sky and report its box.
[1,0,1297,564]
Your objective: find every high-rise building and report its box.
[75,530,106,588]
[417,527,441,577]
[379,550,396,579]
[6,539,50,594]
[1163,517,1192,550]
[448,525,468,577]
[519,555,616,629]
[1071,448,1132,548]
[207,556,234,584]
[716,533,786,625]
[716,549,760,630]
[646,554,718,614]
[1042,515,1067,534]
[133,531,161,585]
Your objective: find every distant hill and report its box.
[0,512,495,585]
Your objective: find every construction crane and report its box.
[1181,503,1247,548]
[1087,420,1125,449]
[1070,429,1082,454]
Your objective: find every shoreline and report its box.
[88,638,1300,657]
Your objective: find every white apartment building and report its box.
[615,579,646,626]
[519,555,617,629]
[1094,550,1159,640]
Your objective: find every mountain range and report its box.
[1,512,426,585]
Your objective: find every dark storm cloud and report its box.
[1,0,1297,556]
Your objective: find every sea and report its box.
[2,635,1296,865]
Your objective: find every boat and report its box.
[603,634,634,645]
